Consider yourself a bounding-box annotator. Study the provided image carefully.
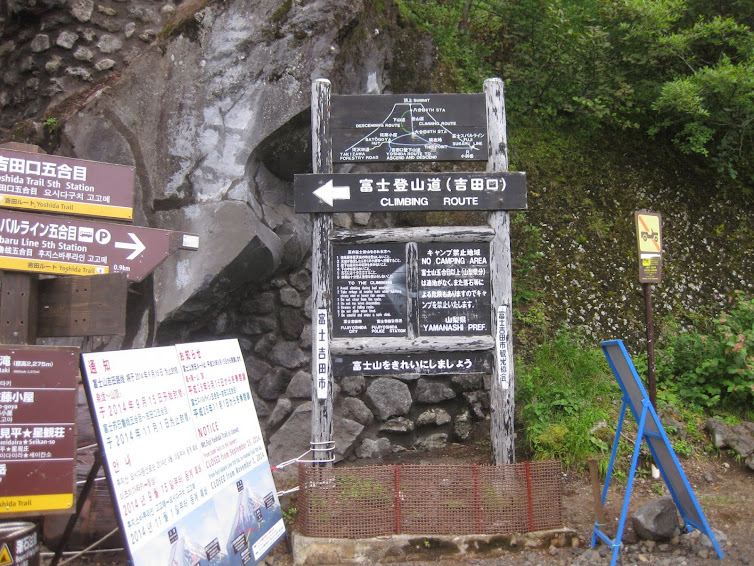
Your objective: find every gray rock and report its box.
[256,367,289,400]
[94,59,116,71]
[632,497,681,541]
[268,341,306,369]
[339,397,373,426]
[31,34,50,53]
[285,369,311,399]
[267,402,363,466]
[356,437,392,459]
[250,389,271,418]
[415,408,452,427]
[266,398,292,432]
[97,34,123,54]
[340,375,365,396]
[279,306,306,340]
[454,409,473,440]
[379,417,414,433]
[244,356,272,383]
[365,378,412,420]
[451,373,483,391]
[415,433,448,450]
[289,269,311,291]
[279,286,303,307]
[70,0,93,22]
[73,46,94,62]
[415,378,456,403]
[56,31,79,49]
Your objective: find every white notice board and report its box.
[81,339,285,566]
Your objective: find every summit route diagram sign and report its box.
[332,94,488,162]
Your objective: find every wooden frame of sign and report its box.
[308,79,520,465]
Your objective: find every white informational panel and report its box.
[81,339,285,566]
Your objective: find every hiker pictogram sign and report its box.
[635,211,663,283]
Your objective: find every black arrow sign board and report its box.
[294,172,527,213]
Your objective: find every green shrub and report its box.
[656,291,754,410]
[517,328,620,468]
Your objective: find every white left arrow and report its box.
[313,179,351,206]
[115,232,146,260]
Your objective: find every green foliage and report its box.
[655,291,754,410]
[396,0,754,184]
[43,117,60,134]
[517,328,619,468]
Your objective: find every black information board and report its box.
[333,244,407,337]
[332,94,487,163]
[333,351,493,377]
[418,242,491,336]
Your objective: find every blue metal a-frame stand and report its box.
[591,340,724,566]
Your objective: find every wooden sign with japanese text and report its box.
[0,147,135,221]
[0,345,78,517]
[81,340,285,566]
[0,209,199,282]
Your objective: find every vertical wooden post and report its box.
[310,79,334,465]
[485,78,515,465]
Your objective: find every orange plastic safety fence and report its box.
[296,461,563,539]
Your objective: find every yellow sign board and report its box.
[0,256,108,277]
[634,211,663,283]
[1,195,133,220]
[0,493,74,514]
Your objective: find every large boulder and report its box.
[631,496,681,541]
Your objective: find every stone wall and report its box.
[0,0,190,134]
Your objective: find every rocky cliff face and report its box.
[2,0,483,470]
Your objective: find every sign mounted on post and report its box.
[332,94,487,162]
[0,148,135,221]
[294,172,527,213]
[0,209,199,282]
[635,211,663,283]
[332,244,407,337]
[0,345,78,517]
[418,242,490,336]
[81,339,286,566]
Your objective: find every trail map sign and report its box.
[294,171,527,213]
[0,148,135,221]
[0,345,78,516]
[0,209,199,282]
[332,94,487,162]
[81,339,285,566]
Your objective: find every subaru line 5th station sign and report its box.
[294,171,527,213]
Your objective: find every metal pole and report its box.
[644,282,657,409]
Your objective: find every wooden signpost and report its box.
[301,79,525,465]
[0,141,200,563]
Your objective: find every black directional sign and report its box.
[294,172,527,213]
[332,94,487,163]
